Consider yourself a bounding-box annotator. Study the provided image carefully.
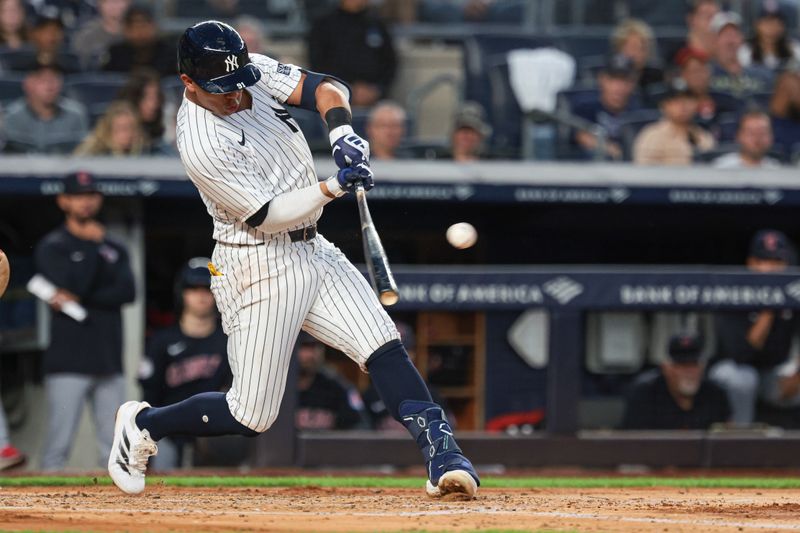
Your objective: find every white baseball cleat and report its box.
[425,469,479,498]
[108,401,158,495]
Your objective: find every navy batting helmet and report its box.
[173,257,213,314]
[177,257,212,290]
[178,20,261,94]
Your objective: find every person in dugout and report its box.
[138,258,231,469]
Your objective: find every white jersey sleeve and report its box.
[249,53,302,104]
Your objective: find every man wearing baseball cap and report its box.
[621,333,730,430]
[572,53,640,161]
[710,229,800,426]
[709,11,774,97]
[35,171,136,470]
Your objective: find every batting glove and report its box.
[335,164,374,193]
[331,129,370,170]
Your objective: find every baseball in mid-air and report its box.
[446,222,478,249]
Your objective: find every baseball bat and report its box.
[355,182,399,306]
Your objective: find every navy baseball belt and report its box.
[288,224,317,242]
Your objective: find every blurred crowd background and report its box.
[0,0,798,165]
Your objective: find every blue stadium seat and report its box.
[560,34,611,63]
[64,73,130,110]
[0,72,25,103]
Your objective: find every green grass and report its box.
[2,475,800,489]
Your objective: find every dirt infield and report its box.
[1,485,800,532]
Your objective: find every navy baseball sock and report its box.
[135,392,259,441]
[365,340,432,421]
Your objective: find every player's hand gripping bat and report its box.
[354,182,399,306]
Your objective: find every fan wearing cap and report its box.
[633,78,715,165]
[709,11,774,98]
[34,171,136,470]
[138,258,231,470]
[447,101,492,162]
[572,54,641,161]
[739,1,800,71]
[621,333,730,430]
[710,229,800,426]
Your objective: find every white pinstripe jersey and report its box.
[176,53,320,245]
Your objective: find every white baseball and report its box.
[446,222,478,249]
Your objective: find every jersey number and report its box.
[270,106,299,133]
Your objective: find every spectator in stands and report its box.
[116,68,169,150]
[573,54,640,161]
[4,14,79,73]
[633,78,715,165]
[739,1,800,72]
[102,5,174,77]
[295,332,368,431]
[31,0,96,33]
[74,101,147,156]
[234,15,267,55]
[139,258,231,470]
[309,0,397,107]
[709,11,774,98]
[769,68,800,160]
[447,101,491,162]
[36,171,135,470]
[667,0,719,62]
[621,333,730,430]
[710,230,800,426]
[610,19,663,96]
[71,0,130,70]
[674,46,740,135]
[366,100,407,160]
[0,0,28,50]
[713,111,781,168]
[3,63,88,154]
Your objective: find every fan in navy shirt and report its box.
[138,258,231,469]
[622,333,730,430]
[572,54,640,161]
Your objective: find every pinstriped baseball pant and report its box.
[210,234,399,432]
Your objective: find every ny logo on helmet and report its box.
[224,55,239,73]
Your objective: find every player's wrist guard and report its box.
[326,106,353,145]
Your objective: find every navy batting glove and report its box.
[336,164,374,193]
[332,132,370,170]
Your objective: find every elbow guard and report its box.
[296,69,351,111]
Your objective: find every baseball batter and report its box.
[109,21,479,498]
